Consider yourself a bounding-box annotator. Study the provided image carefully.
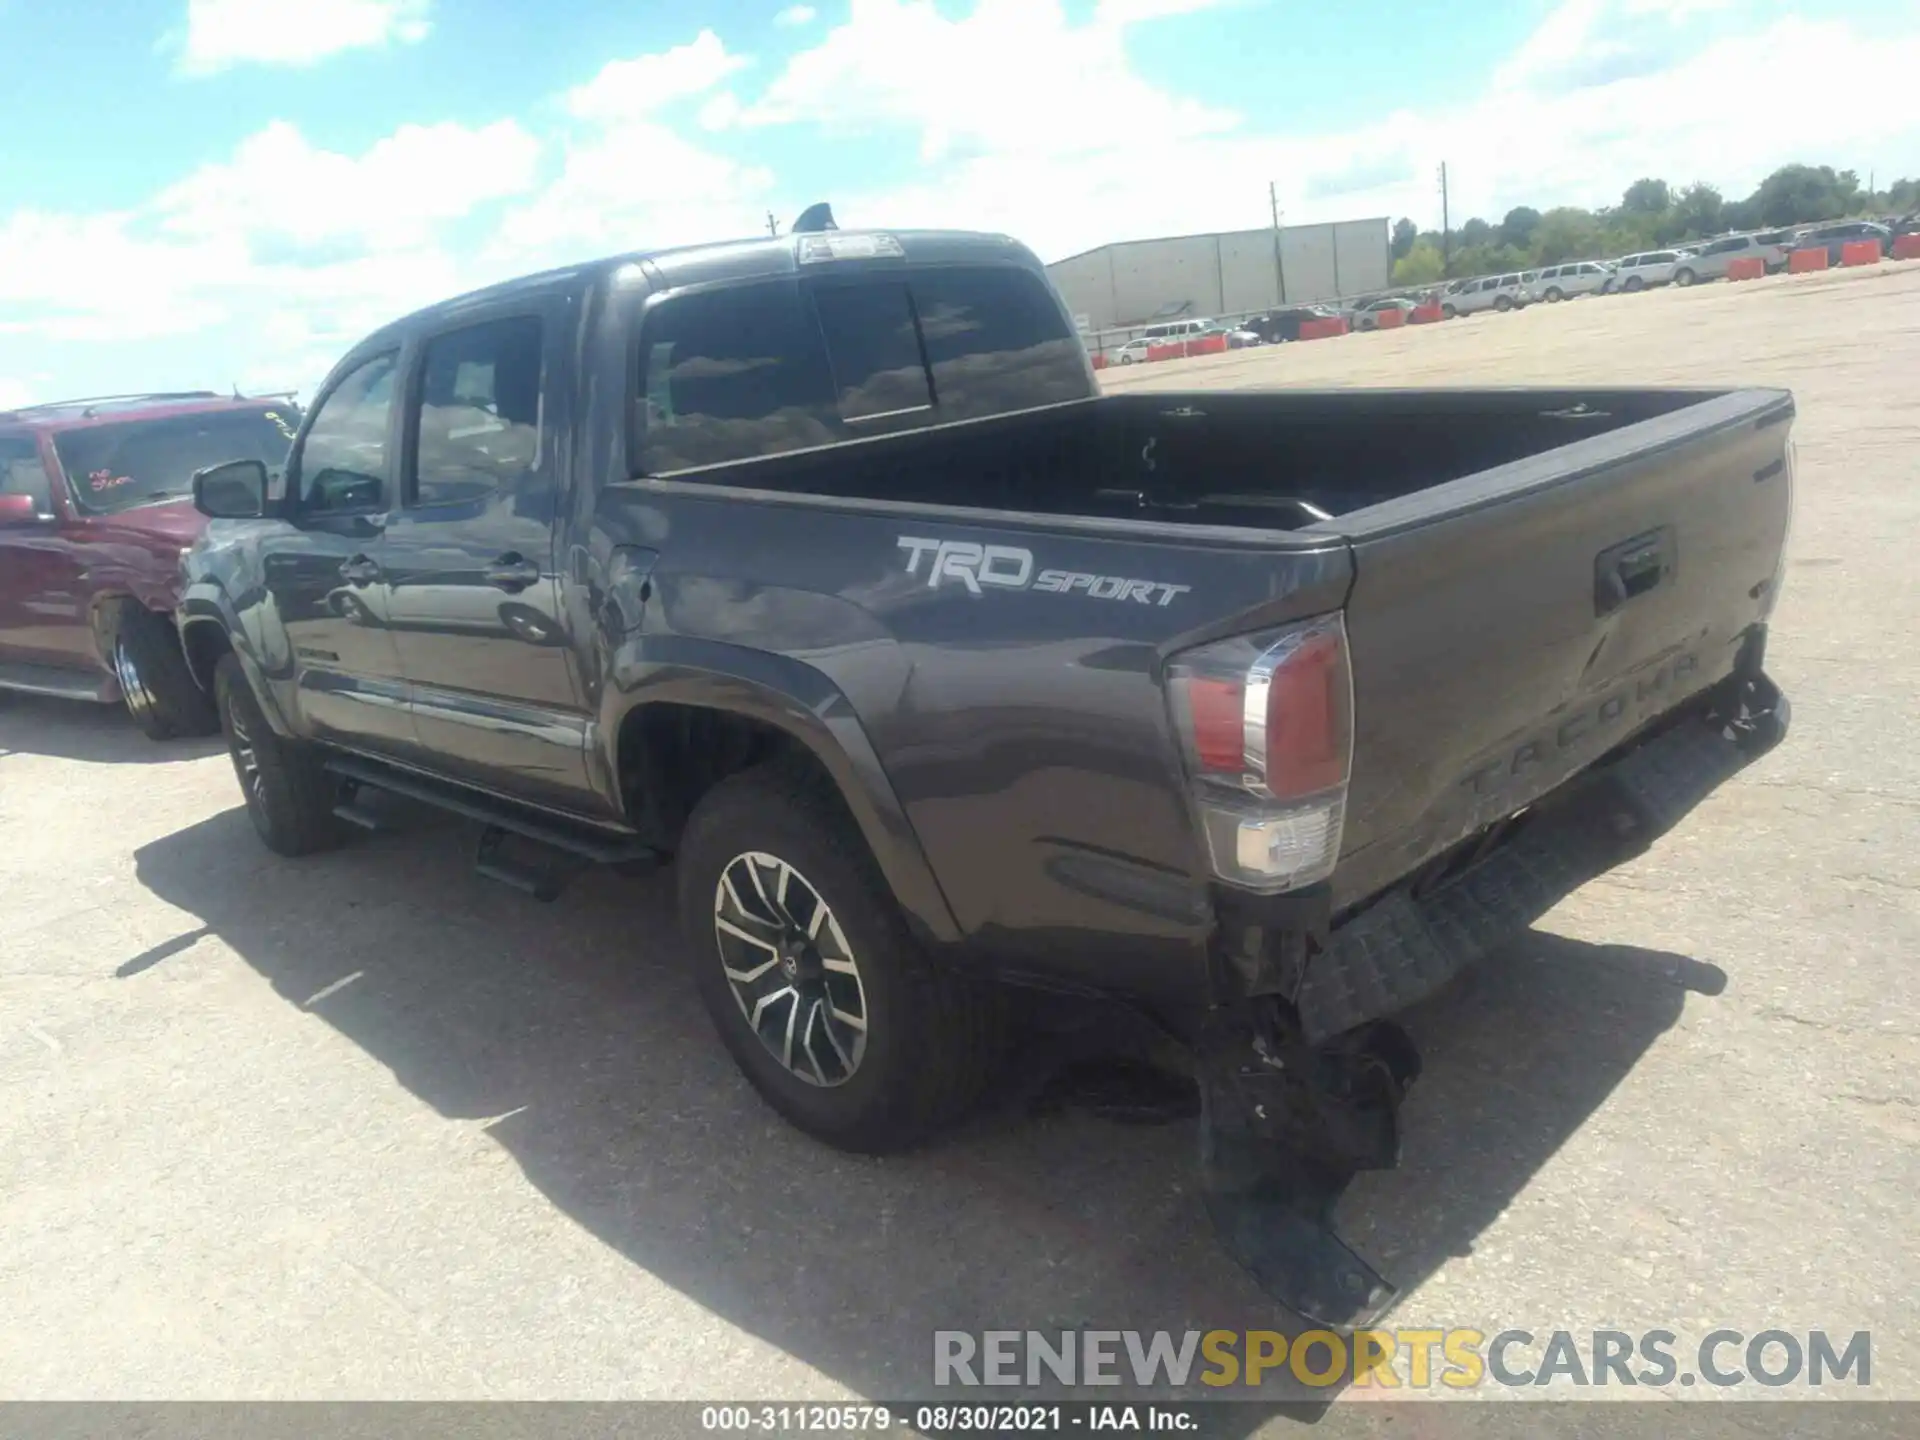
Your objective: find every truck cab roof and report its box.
[360,228,1044,355]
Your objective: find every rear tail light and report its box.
[1166,614,1354,893]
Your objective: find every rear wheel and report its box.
[113,605,218,741]
[214,654,347,856]
[676,758,1004,1153]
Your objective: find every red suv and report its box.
[0,391,300,738]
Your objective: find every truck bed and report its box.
[674,386,1725,530]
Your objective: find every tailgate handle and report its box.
[1595,528,1674,616]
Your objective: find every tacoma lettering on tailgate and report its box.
[1459,650,1703,798]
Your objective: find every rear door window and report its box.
[410,316,544,508]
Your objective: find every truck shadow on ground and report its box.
[0,692,223,764]
[130,801,1726,1421]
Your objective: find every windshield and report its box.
[52,406,299,514]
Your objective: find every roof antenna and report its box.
[791,202,838,234]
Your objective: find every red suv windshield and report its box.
[51,406,299,514]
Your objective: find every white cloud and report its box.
[565,29,751,123]
[1093,0,1235,22]
[155,118,540,251]
[774,5,818,25]
[0,116,534,388]
[10,0,1920,403]
[744,0,1237,162]
[784,0,1920,257]
[175,0,431,76]
[493,31,774,272]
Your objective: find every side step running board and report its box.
[321,755,661,900]
[476,825,567,902]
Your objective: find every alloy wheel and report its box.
[113,638,156,723]
[713,851,869,1087]
[227,701,266,809]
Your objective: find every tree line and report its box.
[1388,165,1920,287]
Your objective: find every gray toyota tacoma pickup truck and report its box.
[179,207,1793,1325]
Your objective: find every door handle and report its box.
[484,554,542,592]
[339,555,381,586]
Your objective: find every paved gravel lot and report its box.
[3,263,1917,1421]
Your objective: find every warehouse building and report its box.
[1046,218,1392,335]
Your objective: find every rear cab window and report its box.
[635,264,1090,476]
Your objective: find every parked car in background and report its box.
[0,391,301,737]
[1787,220,1893,266]
[1445,273,1531,316]
[1243,305,1342,343]
[1139,317,1214,344]
[1202,322,1265,348]
[1611,250,1694,291]
[1351,297,1418,331]
[1530,260,1616,301]
[1115,338,1154,364]
[1672,233,1789,285]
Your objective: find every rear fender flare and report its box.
[604,636,962,947]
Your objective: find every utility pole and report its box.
[766,211,781,238]
[1269,181,1288,304]
[1439,162,1451,276]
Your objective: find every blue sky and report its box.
[3,0,1917,405]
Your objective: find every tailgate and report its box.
[1329,388,1792,910]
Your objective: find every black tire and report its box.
[1623,275,1645,292]
[1493,295,1513,312]
[1674,267,1696,287]
[1544,286,1564,302]
[113,605,218,740]
[214,654,347,857]
[677,757,1004,1154]
[1441,304,1457,319]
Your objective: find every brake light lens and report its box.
[795,232,905,264]
[1166,614,1354,892]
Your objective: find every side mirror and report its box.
[193,459,269,519]
[0,493,49,527]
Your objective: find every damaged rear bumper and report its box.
[1295,668,1789,1042]
[1195,667,1788,1327]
